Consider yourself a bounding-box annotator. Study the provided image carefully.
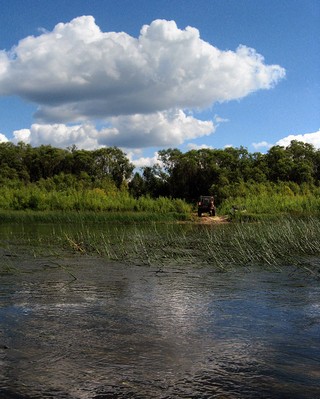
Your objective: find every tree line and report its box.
[130,141,320,204]
[0,142,134,192]
[1,140,320,204]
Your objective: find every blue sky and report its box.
[0,0,319,166]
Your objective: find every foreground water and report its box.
[0,223,319,398]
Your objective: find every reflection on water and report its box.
[0,224,319,398]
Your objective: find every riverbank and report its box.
[1,208,319,226]
[0,209,191,224]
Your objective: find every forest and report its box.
[0,140,320,216]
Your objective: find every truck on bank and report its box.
[197,196,216,217]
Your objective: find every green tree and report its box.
[27,145,67,181]
[92,147,134,188]
[287,141,315,184]
[129,172,146,198]
[141,165,169,197]
[70,149,94,176]
[265,145,294,182]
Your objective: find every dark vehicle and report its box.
[197,196,215,217]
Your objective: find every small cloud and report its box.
[186,143,214,150]
[106,110,215,148]
[252,141,272,150]
[0,132,9,143]
[13,123,101,150]
[128,151,161,169]
[214,115,229,124]
[276,129,320,148]
[12,110,215,150]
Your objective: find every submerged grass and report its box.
[201,216,320,273]
[61,216,320,275]
[1,214,320,276]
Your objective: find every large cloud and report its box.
[0,16,285,148]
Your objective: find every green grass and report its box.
[0,209,191,224]
[2,181,320,222]
[0,185,192,214]
[217,191,320,221]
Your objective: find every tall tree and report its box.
[265,145,294,182]
[93,147,134,188]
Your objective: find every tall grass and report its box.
[2,181,320,221]
[0,185,192,217]
[218,191,320,219]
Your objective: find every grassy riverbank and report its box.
[1,184,320,276]
[0,209,191,224]
[218,187,320,221]
[0,185,191,213]
[1,180,320,222]
[0,187,192,223]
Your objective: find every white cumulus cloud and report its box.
[0,132,9,143]
[127,151,161,169]
[0,16,285,149]
[12,110,214,149]
[13,123,100,150]
[276,129,320,148]
[104,110,215,147]
[252,141,273,150]
[186,143,214,150]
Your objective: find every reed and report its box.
[1,205,320,276]
[201,216,320,272]
[62,216,320,275]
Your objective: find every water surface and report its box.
[0,223,319,398]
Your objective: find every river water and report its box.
[0,223,319,398]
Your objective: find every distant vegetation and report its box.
[0,140,320,217]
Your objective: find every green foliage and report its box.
[142,141,320,204]
[217,181,320,217]
[92,147,134,188]
[0,183,192,216]
[0,142,133,188]
[1,140,320,217]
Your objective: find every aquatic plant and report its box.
[1,212,320,276]
[62,216,320,275]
